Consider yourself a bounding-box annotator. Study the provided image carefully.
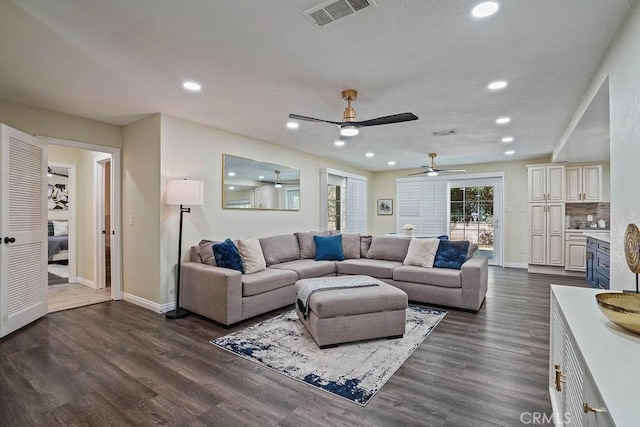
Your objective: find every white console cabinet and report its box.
[550,285,640,426]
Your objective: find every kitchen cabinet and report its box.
[586,237,597,287]
[530,203,564,266]
[550,286,638,426]
[565,164,602,203]
[585,235,610,289]
[529,164,565,202]
[565,231,586,272]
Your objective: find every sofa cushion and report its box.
[198,240,217,266]
[314,235,345,261]
[366,236,411,262]
[242,268,298,297]
[259,234,300,266]
[434,240,470,270]
[295,231,329,259]
[271,259,337,279]
[403,238,440,268]
[340,233,361,259]
[393,265,462,288]
[213,239,244,273]
[237,237,267,274]
[337,258,403,279]
[360,235,372,258]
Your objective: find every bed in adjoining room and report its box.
[48,220,69,264]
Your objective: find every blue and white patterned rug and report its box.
[211,305,446,406]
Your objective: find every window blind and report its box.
[396,179,447,236]
[346,177,367,233]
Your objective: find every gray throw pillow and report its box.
[295,231,329,259]
[198,239,217,266]
[366,236,411,262]
[360,235,372,258]
[467,242,479,260]
[340,233,361,259]
[259,234,300,266]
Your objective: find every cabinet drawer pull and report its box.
[583,403,607,414]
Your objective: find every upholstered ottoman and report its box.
[295,275,408,348]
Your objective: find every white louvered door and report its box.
[0,124,48,338]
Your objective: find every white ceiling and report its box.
[0,0,631,171]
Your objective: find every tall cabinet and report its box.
[528,164,565,266]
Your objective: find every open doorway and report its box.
[43,139,121,312]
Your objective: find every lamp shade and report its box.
[166,179,204,206]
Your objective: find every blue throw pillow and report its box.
[213,239,245,273]
[436,235,449,240]
[314,234,345,261]
[433,240,469,270]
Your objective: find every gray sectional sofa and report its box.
[181,233,488,326]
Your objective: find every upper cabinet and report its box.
[565,164,602,203]
[528,165,565,202]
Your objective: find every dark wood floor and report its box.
[0,267,588,427]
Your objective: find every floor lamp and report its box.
[165,179,204,319]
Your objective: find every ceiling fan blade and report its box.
[438,169,466,173]
[408,171,428,176]
[288,114,341,125]
[354,113,419,127]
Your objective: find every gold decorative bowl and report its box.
[596,293,640,335]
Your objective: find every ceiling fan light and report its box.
[427,171,439,177]
[274,183,282,188]
[340,126,359,137]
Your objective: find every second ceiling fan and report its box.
[410,153,466,176]
[289,89,418,137]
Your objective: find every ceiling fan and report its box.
[260,170,299,187]
[409,153,466,176]
[289,89,418,137]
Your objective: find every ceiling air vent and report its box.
[432,129,457,137]
[303,0,377,28]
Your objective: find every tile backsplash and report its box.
[565,202,610,228]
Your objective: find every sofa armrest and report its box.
[181,261,243,325]
[460,256,488,312]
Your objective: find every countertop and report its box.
[582,231,611,243]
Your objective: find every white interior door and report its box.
[0,124,48,338]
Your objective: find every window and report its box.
[320,169,367,234]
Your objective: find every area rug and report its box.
[211,305,446,406]
[48,263,69,278]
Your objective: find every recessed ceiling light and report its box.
[258,175,264,179]
[183,81,202,92]
[472,1,499,18]
[501,137,514,143]
[228,186,235,190]
[227,172,235,177]
[286,121,299,129]
[488,80,508,90]
[388,161,396,166]
[496,117,511,124]
[334,140,345,147]
[505,150,515,155]
[365,152,374,158]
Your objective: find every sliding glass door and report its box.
[449,178,503,265]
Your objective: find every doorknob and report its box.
[4,237,16,244]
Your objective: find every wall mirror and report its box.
[222,154,300,210]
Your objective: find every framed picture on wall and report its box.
[48,183,69,210]
[377,199,393,215]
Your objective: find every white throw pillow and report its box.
[403,238,440,268]
[238,236,267,274]
[53,220,69,237]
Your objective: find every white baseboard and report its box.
[123,292,175,314]
[76,276,97,289]
[503,262,528,269]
